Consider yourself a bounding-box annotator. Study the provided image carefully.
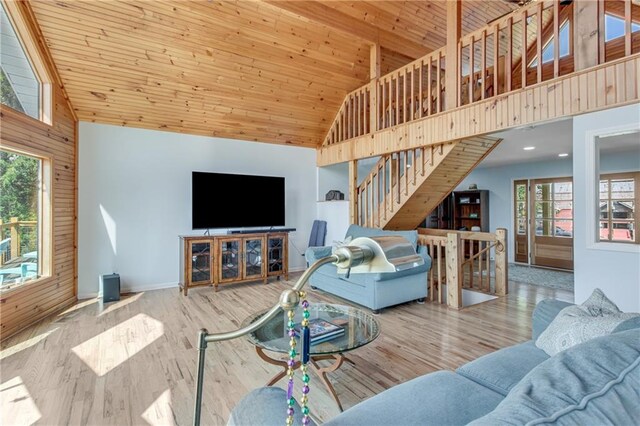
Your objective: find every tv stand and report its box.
[179,231,289,295]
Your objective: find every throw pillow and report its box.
[535,288,639,356]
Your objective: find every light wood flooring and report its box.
[1,274,572,426]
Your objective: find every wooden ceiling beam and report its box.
[261,0,429,60]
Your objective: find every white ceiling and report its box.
[478,119,574,168]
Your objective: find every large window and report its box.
[599,173,638,243]
[534,180,573,238]
[0,149,46,289]
[1,0,52,123]
[530,21,571,68]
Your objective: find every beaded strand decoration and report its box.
[285,292,311,426]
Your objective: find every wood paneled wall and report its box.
[0,1,77,340]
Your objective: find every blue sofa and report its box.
[304,225,432,313]
[228,299,640,425]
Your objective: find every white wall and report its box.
[456,159,573,262]
[316,201,349,244]
[573,104,640,312]
[78,122,317,298]
[317,163,349,201]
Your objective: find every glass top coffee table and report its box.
[242,303,380,411]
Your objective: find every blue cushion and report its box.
[345,224,418,249]
[531,299,573,340]
[470,329,640,426]
[614,316,640,333]
[457,341,550,396]
[324,371,504,426]
[227,387,317,426]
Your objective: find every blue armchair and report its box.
[304,225,431,313]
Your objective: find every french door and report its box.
[513,177,574,270]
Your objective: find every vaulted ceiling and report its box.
[29,0,517,147]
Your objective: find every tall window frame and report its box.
[1,0,53,124]
[0,146,52,292]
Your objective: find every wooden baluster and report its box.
[403,69,408,123]
[396,153,401,204]
[469,36,475,104]
[457,42,463,107]
[437,51,442,113]
[427,56,433,116]
[536,3,543,84]
[521,11,527,89]
[469,239,474,289]
[420,147,426,176]
[625,0,632,56]
[598,0,605,64]
[382,157,387,221]
[428,243,435,301]
[404,151,409,196]
[395,74,400,125]
[485,241,491,292]
[352,95,356,138]
[419,60,424,118]
[493,24,499,96]
[411,149,416,184]
[411,66,416,121]
[553,0,560,78]
[389,155,395,213]
[506,17,513,92]
[481,30,486,100]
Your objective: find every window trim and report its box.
[1,0,53,124]
[0,146,52,293]
[598,171,639,244]
[585,124,640,254]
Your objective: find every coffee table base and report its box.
[255,347,353,412]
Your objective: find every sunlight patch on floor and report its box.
[71,313,163,376]
[98,292,144,317]
[0,376,41,425]
[142,389,175,426]
[0,327,59,361]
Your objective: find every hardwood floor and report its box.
[0,274,572,426]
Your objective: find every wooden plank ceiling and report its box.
[29,0,516,147]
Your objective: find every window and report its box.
[530,21,571,68]
[0,149,50,289]
[0,1,51,122]
[534,181,573,238]
[605,13,640,42]
[599,173,638,243]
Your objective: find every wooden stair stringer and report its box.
[383,136,502,230]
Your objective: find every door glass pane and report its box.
[517,218,527,235]
[244,239,263,277]
[268,237,284,273]
[191,242,211,282]
[554,220,573,237]
[599,180,609,200]
[535,183,553,201]
[553,182,573,200]
[516,201,527,218]
[611,179,634,199]
[535,219,554,236]
[535,201,553,219]
[221,241,239,280]
[599,221,610,240]
[611,221,634,242]
[516,184,527,202]
[554,201,573,219]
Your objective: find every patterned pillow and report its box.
[535,288,639,356]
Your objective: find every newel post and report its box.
[446,232,462,309]
[495,228,508,296]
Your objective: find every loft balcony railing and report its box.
[323,0,640,148]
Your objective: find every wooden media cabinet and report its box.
[179,231,289,295]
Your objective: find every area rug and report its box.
[508,263,574,291]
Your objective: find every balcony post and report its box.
[445,0,462,111]
[369,43,380,132]
[574,0,599,70]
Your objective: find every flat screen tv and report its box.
[192,172,285,229]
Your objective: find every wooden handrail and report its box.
[417,228,508,309]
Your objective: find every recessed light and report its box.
[558,153,569,157]
[523,146,535,151]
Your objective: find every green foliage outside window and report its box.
[0,67,25,114]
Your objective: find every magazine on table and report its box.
[296,318,345,344]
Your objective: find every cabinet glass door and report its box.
[190,241,212,283]
[268,237,284,275]
[244,238,264,279]
[220,240,240,281]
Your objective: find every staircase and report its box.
[354,136,501,230]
